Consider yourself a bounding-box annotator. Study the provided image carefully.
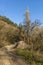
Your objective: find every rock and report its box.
[17,41,28,49]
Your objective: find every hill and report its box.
[0,16,43,65]
[0,16,19,47]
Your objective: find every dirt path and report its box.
[0,45,27,65]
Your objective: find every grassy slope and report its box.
[0,16,18,47]
[0,16,43,65]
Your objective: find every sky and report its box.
[0,0,43,24]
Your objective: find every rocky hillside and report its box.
[0,16,43,65]
[0,16,28,65]
[0,16,19,47]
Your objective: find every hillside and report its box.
[0,16,19,47]
[0,16,43,65]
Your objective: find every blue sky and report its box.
[0,0,43,24]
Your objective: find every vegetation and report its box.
[15,9,43,65]
[0,16,17,27]
[15,48,43,65]
[0,9,43,65]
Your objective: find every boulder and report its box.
[17,41,28,49]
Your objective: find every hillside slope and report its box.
[0,16,19,47]
[0,16,43,65]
